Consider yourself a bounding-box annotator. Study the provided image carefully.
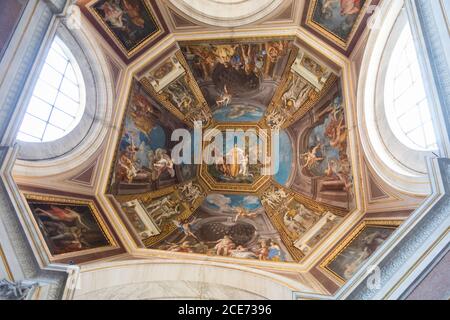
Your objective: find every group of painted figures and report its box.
[115,92,176,188]
[182,41,291,109]
[300,100,352,192]
[160,235,286,262]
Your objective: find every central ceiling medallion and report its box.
[200,123,273,194]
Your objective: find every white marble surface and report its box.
[69,259,314,300]
[76,281,266,300]
[169,0,284,27]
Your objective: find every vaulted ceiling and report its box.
[14,0,425,294]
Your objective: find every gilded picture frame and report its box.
[86,0,163,59]
[23,193,118,262]
[320,219,402,283]
[304,0,374,51]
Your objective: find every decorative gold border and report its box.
[258,181,349,262]
[199,123,272,194]
[305,0,373,50]
[263,46,338,129]
[140,51,212,128]
[23,193,118,262]
[283,74,337,128]
[177,36,297,47]
[261,195,305,262]
[87,0,163,58]
[263,181,349,217]
[115,181,206,247]
[319,219,402,284]
[106,80,135,195]
[263,46,299,115]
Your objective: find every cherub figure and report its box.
[233,207,258,222]
[301,144,324,170]
[99,1,125,29]
[172,218,200,242]
[216,85,232,108]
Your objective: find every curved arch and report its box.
[356,0,432,195]
[17,36,86,143]
[168,0,284,27]
[65,260,313,300]
[13,19,116,176]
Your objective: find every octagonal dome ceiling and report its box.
[107,36,353,264]
[9,1,427,295]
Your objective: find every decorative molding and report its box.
[0,0,74,299]
[68,158,99,187]
[78,0,170,64]
[168,0,285,28]
[411,0,450,156]
[301,0,380,56]
[0,279,37,300]
[167,7,199,29]
[341,158,450,300]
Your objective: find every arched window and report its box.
[384,22,437,151]
[17,36,85,142]
[357,2,440,195]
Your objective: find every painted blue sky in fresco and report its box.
[274,130,293,185]
[204,194,262,212]
[213,104,264,122]
[120,118,167,169]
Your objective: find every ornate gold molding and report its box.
[319,219,403,284]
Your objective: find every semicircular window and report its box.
[17,37,86,142]
[384,22,437,151]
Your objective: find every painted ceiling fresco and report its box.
[108,80,198,195]
[302,0,378,54]
[79,0,376,61]
[80,0,168,62]
[20,0,403,286]
[180,40,295,123]
[104,36,359,264]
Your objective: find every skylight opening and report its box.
[17,37,86,143]
[384,22,437,151]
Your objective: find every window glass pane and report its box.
[49,108,75,129]
[39,63,63,88]
[20,114,46,138]
[64,64,78,83]
[51,41,66,58]
[418,100,432,122]
[385,22,438,151]
[54,93,80,116]
[398,106,421,133]
[42,124,65,142]
[423,121,437,148]
[26,97,53,121]
[393,69,413,96]
[394,92,415,116]
[33,81,58,104]
[406,128,426,148]
[17,132,42,143]
[59,78,79,102]
[17,36,85,143]
[45,48,68,73]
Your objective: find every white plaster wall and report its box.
[169,0,284,27]
[68,260,313,300]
